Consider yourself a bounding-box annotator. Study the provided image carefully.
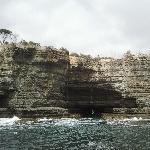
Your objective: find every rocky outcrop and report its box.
[0,44,69,117]
[0,45,150,117]
[68,53,150,115]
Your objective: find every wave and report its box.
[37,117,79,126]
[0,116,20,126]
[0,116,149,127]
[37,117,105,126]
[106,117,150,126]
[53,118,105,126]
[38,117,53,122]
[53,118,79,126]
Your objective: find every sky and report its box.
[0,0,150,58]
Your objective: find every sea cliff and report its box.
[0,44,150,117]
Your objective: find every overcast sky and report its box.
[0,0,150,57]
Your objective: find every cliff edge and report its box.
[0,44,150,117]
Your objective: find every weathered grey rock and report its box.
[0,44,150,117]
[0,44,69,117]
[68,53,150,115]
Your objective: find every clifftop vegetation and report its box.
[0,28,149,60]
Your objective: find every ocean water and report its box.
[0,117,150,150]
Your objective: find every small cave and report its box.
[64,81,137,117]
[67,106,104,118]
[68,107,111,117]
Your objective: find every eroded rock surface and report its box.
[0,44,69,117]
[0,45,150,117]
[68,53,150,115]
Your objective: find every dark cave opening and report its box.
[64,81,137,117]
[68,107,113,117]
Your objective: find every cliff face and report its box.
[0,44,150,117]
[0,44,69,117]
[68,53,150,114]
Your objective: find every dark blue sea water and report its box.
[0,117,149,150]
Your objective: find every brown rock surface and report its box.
[0,44,150,117]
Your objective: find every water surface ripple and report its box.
[0,117,149,150]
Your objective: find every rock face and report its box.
[0,45,150,117]
[0,44,69,117]
[68,53,150,115]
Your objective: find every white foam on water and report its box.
[0,116,20,126]
[54,118,79,126]
[53,118,105,126]
[13,132,18,135]
[106,117,150,126]
[88,141,96,146]
[78,118,104,125]
[38,117,53,122]
[122,117,142,122]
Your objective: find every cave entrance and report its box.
[65,81,137,117]
[68,107,113,117]
[77,107,105,117]
[65,82,123,117]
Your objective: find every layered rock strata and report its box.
[0,44,150,117]
[0,44,69,117]
[68,53,150,115]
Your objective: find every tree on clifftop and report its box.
[0,29,17,45]
[123,50,133,59]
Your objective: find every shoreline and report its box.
[0,110,150,120]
